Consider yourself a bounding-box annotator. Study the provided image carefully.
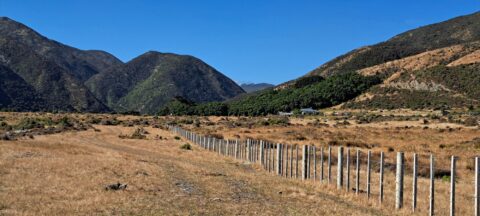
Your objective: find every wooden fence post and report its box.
[302,145,308,180]
[313,146,317,181]
[356,149,360,195]
[284,144,288,178]
[346,148,350,191]
[430,154,435,216]
[475,157,479,216]
[296,145,299,179]
[450,156,456,216]
[290,144,293,178]
[259,141,264,167]
[270,143,275,172]
[251,140,254,162]
[396,152,404,209]
[307,146,311,179]
[328,146,332,184]
[267,143,271,172]
[412,153,417,212]
[276,144,281,175]
[213,138,217,152]
[338,146,344,189]
[321,147,324,183]
[367,150,371,199]
[379,152,384,204]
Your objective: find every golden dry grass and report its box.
[182,113,480,215]
[0,111,479,215]
[1,124,391,215]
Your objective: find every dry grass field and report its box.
[0,110,479,215]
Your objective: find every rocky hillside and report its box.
[86,51,245,114]
[0,17,244,114]
[308,12,480,77]
[303,11,480,109]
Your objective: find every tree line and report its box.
[158,72,381,116]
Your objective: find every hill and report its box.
[170,11,480,116]
[0,17,245,114]
[86,51,245,114]
[307,11,480,77]
[0,65,50,111]
[0,17,122,81]
[240,83,275,93]
[300,11,480,110]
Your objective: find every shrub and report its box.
[180,143,192,150]
[174,136,181,140]
[119,127,148,139]
[0,121,12,131]
[57,116,74,128]
[464,117,479,126]
[14,118,45,130]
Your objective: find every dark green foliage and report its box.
[293,75,325,88]
[160,72,380,116]
[180,143,192,150]
[14,118,46,130]
[226,72,380,116]
[0,121,11,131]
[194,102,229,116]
[406,64,480,100]
[0,65,50,111]
[345,64,480,109]
[57,116,74,128]
[345,87,464,110]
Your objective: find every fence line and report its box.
[168,125,480,215]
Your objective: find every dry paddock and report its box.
[0,125,396,215]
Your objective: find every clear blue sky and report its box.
[1,0,479,84]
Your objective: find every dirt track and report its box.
[0,125,389,215]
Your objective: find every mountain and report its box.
[308,11,480,77]
[240,83,274,93]
[0,65,50,111]
[203,11,480,116]
[300,11,480,110]
[0,17,245,114]
[0,17,114,112]
[0,17,122,81]
[85,51,245,114]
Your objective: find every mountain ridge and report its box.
[0,17,245,114]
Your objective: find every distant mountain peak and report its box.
[240,83,274,93]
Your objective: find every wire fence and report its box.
[168,125,480,215]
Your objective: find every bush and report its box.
[14,118,45,130]
[57,116,74,128]
[180,143,192,150]
[0,121,12,131]
[119,127,148,139]
[464,117,479,126]
[174,136,181,140]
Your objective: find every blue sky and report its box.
[1,0,479,84]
